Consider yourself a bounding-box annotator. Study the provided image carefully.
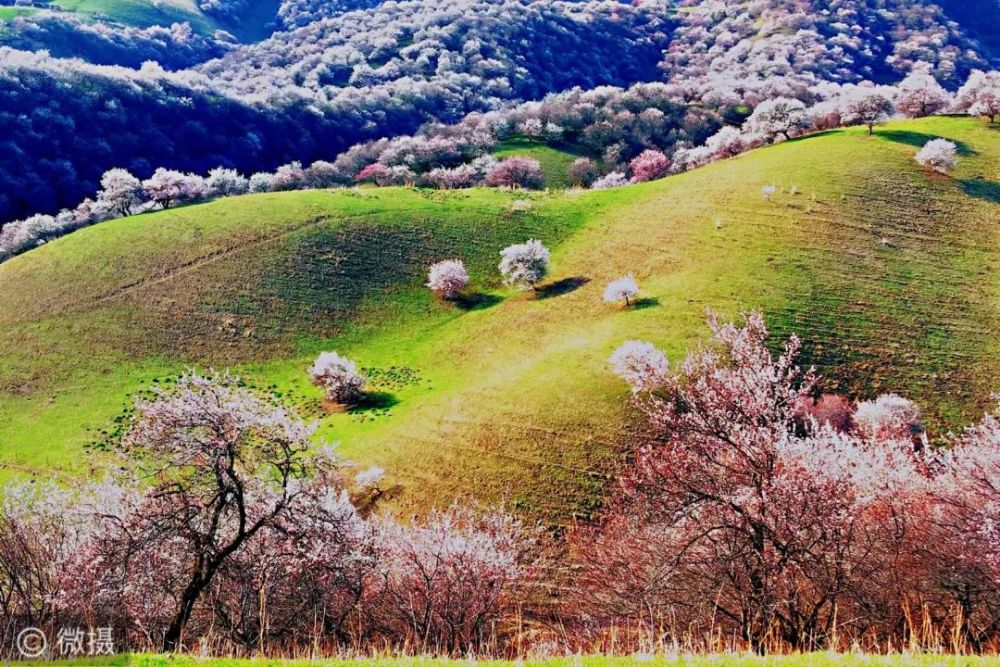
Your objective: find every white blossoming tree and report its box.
[842,88,895,135]
[206,167,250,197]
[745,97,810,142]
[915,139,959,173]
[609,340,669,393]
[426,259,469,300]
[142,168,206,209]
[603,274,639,307]
[97,168,145,217]
[309,352,366,404]
[498,239,550,291]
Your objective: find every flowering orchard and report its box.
[572,313,1000,654]
[5,65,998,264]
[5,312,1000,655]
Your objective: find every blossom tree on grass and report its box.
[609,340,668,393]
[629,149,671,183]
[603,274,639,307]
[142,168,206,209]
[955,70,1000,123]
[310,352,366,404]
[567,158,598,187]
[206,167,249,197]
[110,371,350,652]
[376,508,533,654]
[842,87,895,135]
[581,313,931,651]
[355,163,392,187]
[485,157,544,189]
[705,126,747,158]
[498,239,550,291]
[591,171,629,190]
[426,259,469,300]
[915,138,959,173]
[895,64,952,118]
[745,97,810,142]
[97,168,144,217]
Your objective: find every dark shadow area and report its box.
[354,484,406,516]
[786,130,838,143]
[538,276,591,299]
[631,297,661,310]
[961,178,1000,204]
[348,392,399,413]
[453,292,503,311]
[877,130,977,156]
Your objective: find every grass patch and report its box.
[40,0,279,40]
[0,118,997,522]
[494,137,590,189]
[0,7,38,19]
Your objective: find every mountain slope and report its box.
[0,117,997,520]
[34,0,281,41]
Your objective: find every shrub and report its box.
[567,157,598,187]
[309,352,366,404]
[498,239,550,290]
[485,157,544,189]
[629,149,671,183]
[608,340,668,393]
[426,259,469,299]
[915,138,958,173]
[602,274,639,307]
[591,171,629,190]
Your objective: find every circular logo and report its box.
[16,627,48,659]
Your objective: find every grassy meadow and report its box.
[494,138,592,189]
[19,0,280,40]
[0,117,997,521]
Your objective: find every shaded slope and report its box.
[0,117,997,521]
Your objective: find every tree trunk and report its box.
[163,575,207,652]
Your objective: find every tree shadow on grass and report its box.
[877,130,977,156]
[631,297,661,310]
[961,178,1000,205]
[786,130,839,144]
[453,292,503,311]
[537,276,591,299]
[348,392,399,413]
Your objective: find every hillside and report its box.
[37,0,281,41]
[0,117,997,521]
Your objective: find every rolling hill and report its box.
[0,116,997,522]
[39,0,281,41]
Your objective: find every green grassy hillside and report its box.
[0,117,997,521]
[45,0,280,41]
[494,138,591,189]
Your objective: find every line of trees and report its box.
[571,313,1000,654]
[5,64,997,264]
[4,314,1000,656]
[0,371,535,656]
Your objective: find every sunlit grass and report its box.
[494,137,591,189]
[0,118,996,521]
